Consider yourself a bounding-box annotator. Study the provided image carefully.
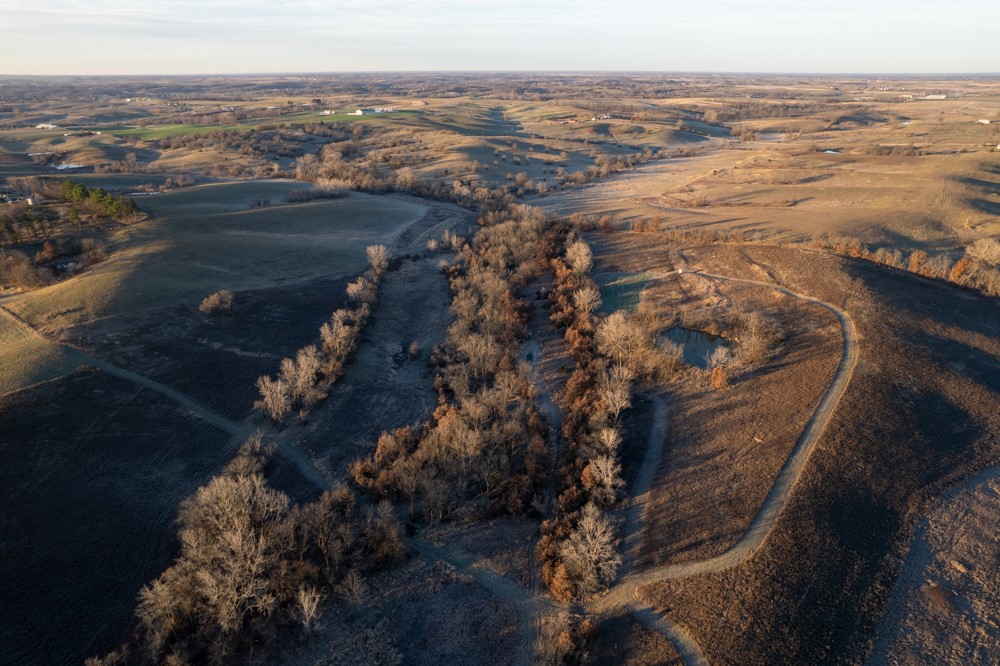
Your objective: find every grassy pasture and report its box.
[4,184,427,332]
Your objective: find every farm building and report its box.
[34,123,60,130]
[351,108,376,115]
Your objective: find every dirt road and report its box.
[582,269,860,664]
[1,263,859,666]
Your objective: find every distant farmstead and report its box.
[35,123,60,130]
[350,107,394,115]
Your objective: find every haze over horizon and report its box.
[4,0,999,76]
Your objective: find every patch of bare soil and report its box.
[585,614,682,666]
[634,244,1000,664]
[281,556,518,666]
[0,371,234,665]
[868,470,1000,665]
[421,517,540,591]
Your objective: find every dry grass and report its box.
[869,473,1000,665]
[0,310,78,395]
[537,147,999,249]
[632,244,1000,664]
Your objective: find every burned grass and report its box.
[0,371,235,665]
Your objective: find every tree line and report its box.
[255,244,389,424]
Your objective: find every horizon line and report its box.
[2,70,1000,79]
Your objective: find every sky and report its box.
[2,0,998,75]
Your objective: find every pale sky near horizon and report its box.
[2,0,998,75]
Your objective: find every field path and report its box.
[0,305,248,437]
[1,263,859,666]
[581,269,859,664]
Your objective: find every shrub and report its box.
[199,289,233,315]
[0,250,45,289]
[711,364,729,390]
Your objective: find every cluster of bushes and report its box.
[255,245,389,423]
[0,236,108,290]
[90,436,404,665]
[292,144,515,212]
[153,124,363,173]
[0,249,44,289]
[703,100,845,123]
[534,613,596,666]
[284,184,349,203]
[815,235,1000,297]
[59,180,139,220]
[860,143,924,157]
[351,205,552,521]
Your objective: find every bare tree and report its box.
[595,311,645,372]
[346,276,375,304]
[559,503,621,598]
[572,285,602,318]
[366,244,389,276]
[294,586,323,631]
[565,240,593,275]
[583,455,623,507]
[598,365,631,422]
[280,345,323,407]
[255,375,291,423]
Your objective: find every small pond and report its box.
[662,327,731,369]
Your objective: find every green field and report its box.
[4,182,428,331]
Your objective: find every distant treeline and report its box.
[138,104,295,127]
[703,101,852,123]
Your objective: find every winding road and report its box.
[1,265,859,666]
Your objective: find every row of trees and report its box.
[91,436,404,665]
[351,204,553,521]
[815,235,1000,297]
[255,245,388,423]
[539,232,702,601]
[539,233,628,602]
